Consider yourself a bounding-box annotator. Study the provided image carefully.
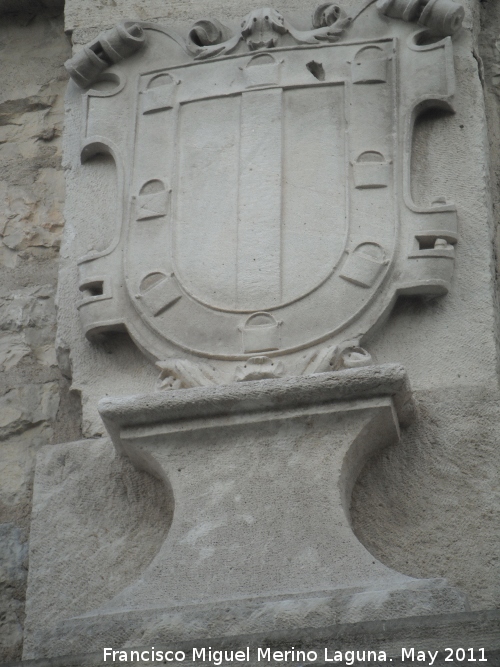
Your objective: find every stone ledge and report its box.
[99,364,416,435]
[7,610,500,667]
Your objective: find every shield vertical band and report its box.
[237,88,283,309]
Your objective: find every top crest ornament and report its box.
[66,0,464,387]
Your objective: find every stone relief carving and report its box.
[23,3,476,654]
[65,1,464,87]
[66,0,463,389]
[186,6,352,59]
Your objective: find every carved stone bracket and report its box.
[33,364,457,653]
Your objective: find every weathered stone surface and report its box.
[0,425,53,508]
[64,1,320,37]
[23,438,173,658]
[0,383,59,658]
[99,363,417,431]
[0,335,30,373]
[479,0,500,289]
[0,11,76,662]
[0,0,63,16]
[0,373,61,667]
[0,384,59,440]
[0,286,54,335]
[13,611,500,666]
[0,9,68,270]
[0,524,28,662]
[24,367,472,659]
[351,385,500,612]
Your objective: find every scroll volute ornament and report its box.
[65,21,145,88]
[185,3,351,60]
[376,0,465,36]
[188,18,232,47]
[312,3,346,29]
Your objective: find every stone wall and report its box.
[0,5,80,662]
[0,0,500,663]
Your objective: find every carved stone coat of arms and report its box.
[67,0,464,387]
[23,2,475,654]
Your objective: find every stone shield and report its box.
[75,15,458,368]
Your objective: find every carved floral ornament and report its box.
[66,0,464,389]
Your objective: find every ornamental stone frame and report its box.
[18,0,500,663]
